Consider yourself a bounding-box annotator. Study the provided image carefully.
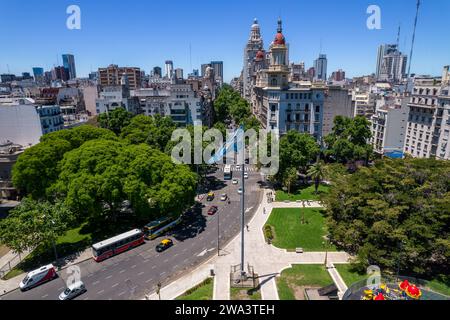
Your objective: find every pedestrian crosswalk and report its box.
[217,165,259,172]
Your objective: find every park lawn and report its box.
[230,287,261,300]
[3,225,92,280]
[265,208,336,251]
[176,278,214,300]
[275,184,330,202]
[334,264,368,287]
[277,264,334,300]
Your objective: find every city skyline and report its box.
[1,0,449,82]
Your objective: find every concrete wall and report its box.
[0,105,42,146]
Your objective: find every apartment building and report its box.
[98,65,141,90]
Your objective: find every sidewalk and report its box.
[146,183,352,301]
[0,247,92,296]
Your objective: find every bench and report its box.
[295,248,303,253]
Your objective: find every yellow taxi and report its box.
[156,239,173,252]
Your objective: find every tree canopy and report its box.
[98,107,134,135]
[12,125,116,199]
[323,158,450,278]
[324,116,373,164]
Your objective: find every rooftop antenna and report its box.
[7,64,10,73]
[319,38,323,55]
[407,0,421,78]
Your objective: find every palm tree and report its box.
[307,161,326,194]
[283,167,297,195]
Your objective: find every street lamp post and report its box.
[217,208,220,256]
[156,282,162,300]
[323,239,328,267]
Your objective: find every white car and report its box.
[237,188,243,194]
[19,264,57,291]
[232,179,239,185]
[244,172,249,179]
[59,281,86,300]
[220,194,228,201]
[235,165,241,171]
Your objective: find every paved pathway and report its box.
[147,182,352,300]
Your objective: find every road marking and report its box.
[93,281,100,285]
[87,274,94,278]
[105,275,113,280]
[97,290,105,295]
[173,253,178,257]
[138,271,145,276]
[151,265,156,269]
[42,294,48,298]
[145,278,153,283]
[143,259,150,263]
[119,269,126,274]
[118,291,126,297]
[163,259,169,263]
[58,287,65,291]
[160,272,166,276]
[182,248,187,252]
[131,264,137,269]
[112,283,119,288]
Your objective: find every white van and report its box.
[59,281,86,300]
[19,264,57,291]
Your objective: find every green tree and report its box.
[323,158,450,278]
[283,167,297,195]
[324,116,373,165]
[98,108,133,135]
[307,161,326,194]
[12,125,116,199]
[121,114,177,151]
[0,198,74,255]
[277,131,319,182]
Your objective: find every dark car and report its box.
[156,239,173,252]
[207,206,218,216]
[206,192,215,201]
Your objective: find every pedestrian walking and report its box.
[263,207,266,215]
[246,225,249,232]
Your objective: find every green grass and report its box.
[2,225,92,280]
[277,265,334,300]
[176,278,214,300]
[425,278,450,296]
[275,184,330,202]
[334,264,368,287]
[230,287,262,300]
[265,208,336,251]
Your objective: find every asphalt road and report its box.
[1,165,264,300]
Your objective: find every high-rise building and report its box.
[314,54,327,81]
[201,64,211,78]
[322,86,354,136]
[152,66,162,78]
[0,74,16,83]
[165,60,174,79]
[376,44,407,83]
[331,69,346,82]
[98,65,142,90]
[210,61,224,85]
[52,66,69,81]
[243,19,264,102]
[175,68,184,80]
[32,67,44,81]
[62,54,77,79]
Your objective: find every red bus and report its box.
[92,229,144,262]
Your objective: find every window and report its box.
[315,105,320,113]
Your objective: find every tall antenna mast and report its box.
[407,0,420,78]
[396,23,401,49]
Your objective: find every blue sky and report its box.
[1,0,449,82]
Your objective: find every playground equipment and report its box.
[361,279,422,300]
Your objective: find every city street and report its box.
[0,165,263,300]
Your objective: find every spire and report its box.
[277,18,282,33]
[254,18,258,24]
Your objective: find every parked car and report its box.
[236,165,241,171]
[156,239,174,252]
[206,192,215,201]
[59,281,86,300]
[232,179,239,185]
[220,194,228,201]
[237,188,243,194]
[244,172,249,179]
[207,206,218,215]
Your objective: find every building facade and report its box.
[252,19,325,140]
[37,105,64,134]
[98,65,142,90]
[322,86,354,136]
[62,54,77,80]
[243,19,264,102]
